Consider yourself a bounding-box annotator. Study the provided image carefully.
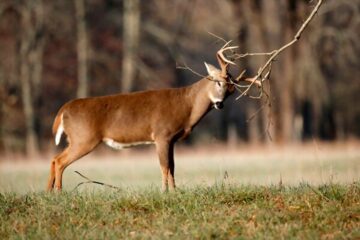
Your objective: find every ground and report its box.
[0,142,359,239]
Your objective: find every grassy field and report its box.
[0,143,359,239]
[0,184,359,239]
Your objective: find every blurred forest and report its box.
[0,0,359,156]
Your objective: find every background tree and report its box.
[0,0,358,155]
[75,0,89,98]
[121,0,140,92]
[18,0,45,156]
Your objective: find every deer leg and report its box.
[54,147,70,191]
[47,158,56,191]
[47,151,67,191]
[168,141,176,190]
[54,141,99,191]
[156,139,176,192]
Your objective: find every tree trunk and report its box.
[234,0,271,143]
[0,69,4,152]
[30,1,45,146]
[75,0,88,98]
[18,1,45,156]
[262,0,292,143]
[280,0,297,143]
[19,7,38,156]
[121,0,140,92]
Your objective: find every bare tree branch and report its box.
[235,0,324,100]
[176,0,323,106]
[233,51,276,59]
[207,31,227,45]
[176,61,206,78]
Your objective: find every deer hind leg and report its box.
[54,141,99,191]
[156,139,176,192]
[47,151,67,191]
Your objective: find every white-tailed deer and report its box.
[47,46,260,191]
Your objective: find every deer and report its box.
[47,45,261,192]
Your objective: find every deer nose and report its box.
[214,101,224,110]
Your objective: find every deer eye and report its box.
[216,81,221,87]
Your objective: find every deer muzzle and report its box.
[214,101,224,110]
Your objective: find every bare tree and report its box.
[18,2,41,156]
[121,0,140,92]
[75,0,89,98]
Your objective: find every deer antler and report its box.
[216,42,262,89]
[216,41,238,77]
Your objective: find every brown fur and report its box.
[47,77,235,191]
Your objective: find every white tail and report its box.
[55,114,64,145]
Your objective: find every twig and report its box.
[72,171,121,192]
[246,103,266,122]
[176,61,206,78]
[233,50,276,59]
[265,84,273,141]
[177,61,228,84]
[207,31,228,45]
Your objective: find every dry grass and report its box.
[0,142,359,193]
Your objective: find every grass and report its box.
[0,183,359,239]
[1,144,359,239]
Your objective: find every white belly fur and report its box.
[103,138,154,150]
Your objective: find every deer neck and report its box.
[185,78,213,126]
[187,77,213,103]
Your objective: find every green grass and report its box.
[1,145,359,238]
[1,183,359,239]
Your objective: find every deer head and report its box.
[204,45,238,109]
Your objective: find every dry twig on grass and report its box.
[72,171,121,192]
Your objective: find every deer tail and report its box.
[53,111,64,146]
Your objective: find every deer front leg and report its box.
[156,139,176,192]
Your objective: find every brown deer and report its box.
[47,46,260,191]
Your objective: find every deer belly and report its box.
[102,138,154,150]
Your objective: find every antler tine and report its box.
[217,46,238,66]
[220,40,233,49]
[216,41,239,77]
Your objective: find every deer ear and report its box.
[204,62,219,78]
